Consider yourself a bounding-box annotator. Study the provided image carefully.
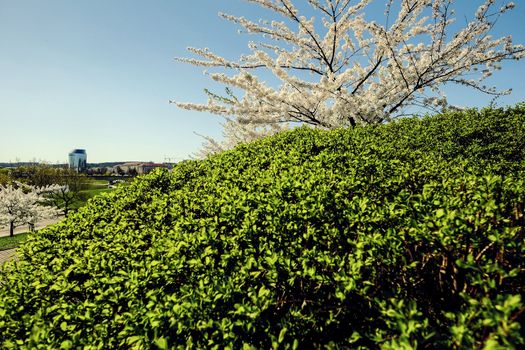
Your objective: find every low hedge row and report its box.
[1,105,524,348]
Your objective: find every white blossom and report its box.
[0,183,60,236]
[173,0,525,155]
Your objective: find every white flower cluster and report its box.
[0,183,61,234]
[174,0,524,155]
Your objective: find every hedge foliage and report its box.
[1,105,525,349]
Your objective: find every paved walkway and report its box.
[0,216,63,238]
[0,216,64,265]
[0,249,17,265]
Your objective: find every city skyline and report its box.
[1,0,525,163]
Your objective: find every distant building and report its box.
[115,162,167,175]
[68,149,87,172]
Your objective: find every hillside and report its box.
[1,105,525,349]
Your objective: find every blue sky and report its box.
[1,0,524,163]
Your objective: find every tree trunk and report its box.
[10,221,14,237]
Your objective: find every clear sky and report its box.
[1,0,524,163]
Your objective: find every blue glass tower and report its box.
[68,149,87,172]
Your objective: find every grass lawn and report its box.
[82,187,113,198]
[69,187,113,211]
[86,179,111,188]
[0,232,31,251]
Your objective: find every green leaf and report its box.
[435,209,445,218]
[60,340,73,349]
[278,327,288,343]
[155,337,168,350]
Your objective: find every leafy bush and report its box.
[1,105,524,349]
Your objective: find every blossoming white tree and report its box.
[174,0,524,154]
[0,183,60,237]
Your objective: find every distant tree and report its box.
[10,165,89,217]
[0,183,59,237]
[10,164,59,187]
[45,169,87,217]
[114,166,125,176]
[26,164,59,187]
[175,0,524,154]
[0,169,12,186]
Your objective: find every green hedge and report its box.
[1,105,524,349]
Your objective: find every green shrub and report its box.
[1,105,524,349]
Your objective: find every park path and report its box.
[0,249,17,265]
[0,217,64,265]
[0,216,64,238]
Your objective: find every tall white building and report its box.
[68,149,87,172]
